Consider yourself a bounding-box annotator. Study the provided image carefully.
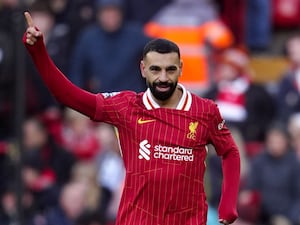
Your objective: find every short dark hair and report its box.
[142,38,180,59]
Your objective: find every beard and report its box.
[148,81,177,101]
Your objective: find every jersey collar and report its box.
[142,83,192,111]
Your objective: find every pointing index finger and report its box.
[24,11,34,27]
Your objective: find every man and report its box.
[68,0,150,93]
[276,34,300,123]
[23,11,240,225]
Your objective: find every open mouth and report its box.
[155,82,172,92]
[149,81,177,101]
[156,85,171,92]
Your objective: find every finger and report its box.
[26,27,39,37]
[26,39,35,46]
[25,31,38,45]
[26,24,42,38]
[24,11,34,27]
[26,35,37,43]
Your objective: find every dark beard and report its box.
[148,81,177,101]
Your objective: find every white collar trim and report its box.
[142,83,192,111]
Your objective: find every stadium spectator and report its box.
[276,34,300,123]
[0,0,20,139]
[29,181,93,225]
[203,47,276,148]
[287,113,300,161]
[0,184,36,225]
[95,123,124,223]
[70,162,103,220]
[240,122,300,225]
[245,0,272,53]
[68,0,151,93]
[61,108,100,161]
[22,116,76,212]
[48,0,96,47]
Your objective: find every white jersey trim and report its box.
[142,83,192,111]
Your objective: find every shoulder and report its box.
[246,83,273,99]
[123,22,151,40]
[76,24,102,41]
[191,93,218,111]
[188,94,223,122]
[97,90,143,103]
[51,24,70,39]
[251,151,268,167]
[202,85,218,100]
[123,21,144,33]
[278,72,297,89]
[286,150,300,164]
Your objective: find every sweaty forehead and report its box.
[144,51,180,67]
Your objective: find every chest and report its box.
[123,108,210,149]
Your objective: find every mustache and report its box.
[153,81,173,87]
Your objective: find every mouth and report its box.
[149,81,177,101]
[155,83,172,92]
[155,85,171,92]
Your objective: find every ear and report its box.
[140,60,146,78]
[179,60,183,76]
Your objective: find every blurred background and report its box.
[1,0,300,224]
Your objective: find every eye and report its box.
[166,66,178,73]
[149,66,161,72]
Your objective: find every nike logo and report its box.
[137,118,156,124]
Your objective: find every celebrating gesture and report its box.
[24,12,42,46]
[23,9,240,225]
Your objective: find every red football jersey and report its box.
[93,85,239,225]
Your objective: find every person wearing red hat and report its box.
[204,47,276,145]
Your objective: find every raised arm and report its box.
[23,12,97,118]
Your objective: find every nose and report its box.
[159,70,168,82]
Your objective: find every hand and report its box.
[219,219,229,225]
[24,11,42,45]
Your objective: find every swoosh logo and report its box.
[137,118,156,124]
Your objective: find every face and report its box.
[23,119,47,150]
[31,12,54,36]
[140,51,182,101]
[97,6,123,32]
[265,129,289,158]
[286,37,300,66]
[215,63,238,82]
[60,182,87,220]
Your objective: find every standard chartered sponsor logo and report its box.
[154,145,194,161]
[138,140,194,161]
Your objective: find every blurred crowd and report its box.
[1,0,300,224]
